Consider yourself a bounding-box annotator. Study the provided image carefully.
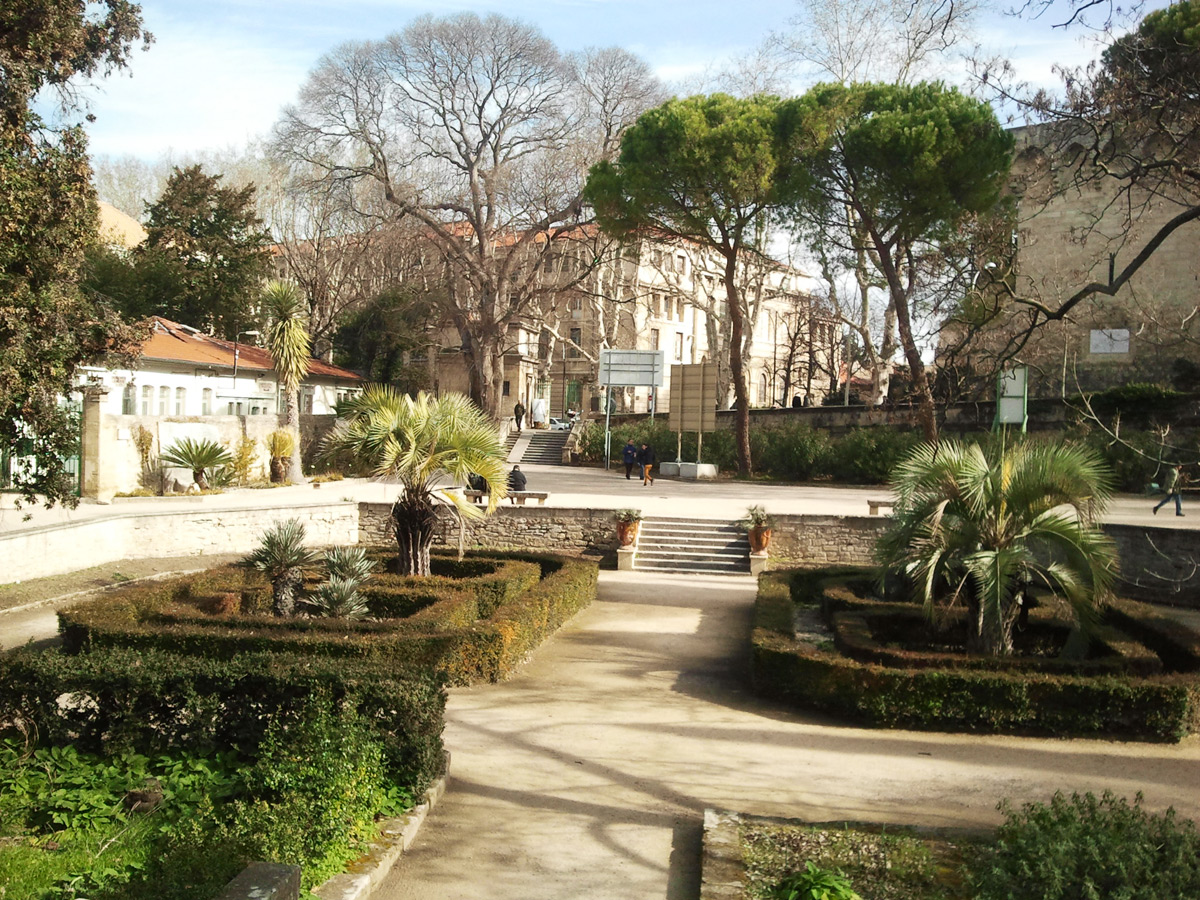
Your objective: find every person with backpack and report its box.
[1153,464,1186,517]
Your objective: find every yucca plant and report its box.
[158,438,234,491]
[265,429,296,483]
[262,280,311,484]
[320,388,509,575]
[245,518,319,616]
[877,438,1118,656]
[324,546,376,585]
[304,576,369,619]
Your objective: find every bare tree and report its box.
[273,13,662,417]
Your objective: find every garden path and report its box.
[372,570,1200,900]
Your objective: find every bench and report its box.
[867,499,895,516]
[463,489,550,506]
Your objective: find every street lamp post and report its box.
[231,329,260,382]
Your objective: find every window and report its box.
[158,386,169,415]
[568,328,582,359]
[1090,328,1130,355]
[676,254,686,275]
[122,384,136,415]
[502,380,511,397]
[676,298,684,320]
[141,386,152,415]
[175,387,185,415]
[651,293,662,318]
[650,328,660,350]
[302,387,315,415]
[228,401,235,415]
[566,380,581,408]
[759,373,769,406]
[202,388,212,416]
[675,332,684,361]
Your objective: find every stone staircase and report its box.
[507,429,570,465]
[633,517,751,575]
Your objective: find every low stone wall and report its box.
[359,503,616,557]
[767,514,889,568]
[0,501,358,583]
[1107,523,1200,607]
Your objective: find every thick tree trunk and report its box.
[724,254,752,476]
[967,596,1017,656]
[392,489,437,576]
[272,572,303,617]
[284,387,305,482]
[874,240,938,442]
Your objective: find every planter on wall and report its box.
[748,526,772,553]
[617,520,640,547]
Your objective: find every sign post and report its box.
[669,361,718,472]
[598,350,665,470]
[994,366,1028,433]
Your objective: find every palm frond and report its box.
[261,280,311,391]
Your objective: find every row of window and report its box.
[649,329,690,363]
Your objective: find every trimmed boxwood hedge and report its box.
[57,551,598,686]
[0,646,446,790]
[751,569,1200,742]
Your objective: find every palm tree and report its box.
[261,280,310,484]
[246,518,319,616]
[158,438,233,491]
[877,439,1118,656]
[321,388,509,575]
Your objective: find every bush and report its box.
[0,646,447,789]
[750,569,1200,741]
[1070,383,1192,426]
[824,428,921,484]
[56,552,596,686]
[970,791,1200,900]
[756,424,832,481]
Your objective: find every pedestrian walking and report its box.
[1153,464,1186,517]
[636,442,656,486]
[514,400,526,432]
[622,439,638,480]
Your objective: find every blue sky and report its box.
[74,0,1170,160]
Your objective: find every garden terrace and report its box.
[750,569,1200,741]
[57,550,598,685]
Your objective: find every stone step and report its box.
[631,516,751,575]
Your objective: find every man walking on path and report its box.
[622,440,638,480]
[513,401,526,432]
[637,443,656,486]
[1154,464,1186,516]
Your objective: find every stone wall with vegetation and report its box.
[359,503,617,557]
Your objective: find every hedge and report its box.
[0,646,446,791]
[57,552,597,686]
[751,570,1200,742]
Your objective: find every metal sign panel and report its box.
[669,362,718,432]
[995,366,1028,428]
[598,349,665,387]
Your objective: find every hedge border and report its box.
[751,569,1200,742]
[57,552,598,686]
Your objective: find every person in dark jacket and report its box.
[1153,464,1186,516]
[507,465,527,501]
[513,401,526,432]
[622,439,638,479]
[636,443,656,486]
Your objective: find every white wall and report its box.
[0,502,358,583]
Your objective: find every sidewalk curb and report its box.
[314,752,451,900]
[0,566,220,617]
[700,809,746,900]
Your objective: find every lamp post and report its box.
[231,330,260,382]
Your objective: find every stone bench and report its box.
[867,499,895,516]
[464,489,550,506]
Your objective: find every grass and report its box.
[740,822,982,900]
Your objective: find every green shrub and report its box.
[757,424,832,481]
[970,791,1200,900]
[824,428,921,484]
[1070,382,1191,426]
[750,569,1200,741]
[0,647,447,789]
[771,862,862,900]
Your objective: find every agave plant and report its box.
[159,438,234,491]
[305,576,369,619]
[323,546,376,586]
[265,429,296,484]
[245,518,319,616]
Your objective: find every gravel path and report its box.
[372,570,1200,900]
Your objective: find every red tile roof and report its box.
[140,317,361,382]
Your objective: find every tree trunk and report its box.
[284,387,305,482]
[724,253,752,476]
[193,468,209,491]
[967,596,1017,656]
[392,489,437,576]
[873,240,938,442]
[273,572,302,617]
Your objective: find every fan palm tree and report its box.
[877,439,1118,656]
[246,518,319,616]
[321,388,509,575]
[158,438,233,491]
[261,280,311,484]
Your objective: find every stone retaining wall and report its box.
[359,503,616,557]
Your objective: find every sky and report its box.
[72,0,1171,162]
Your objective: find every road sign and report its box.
[598,349,665,387]
[995,366,1028,431]
[669,362,717,433]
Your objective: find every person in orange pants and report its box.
[637,443,656,486]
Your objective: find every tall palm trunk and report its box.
[392,487,437,576]
[284,386,304,483]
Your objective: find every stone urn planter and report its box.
[741,505,774,553]
[615,509,643,547]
